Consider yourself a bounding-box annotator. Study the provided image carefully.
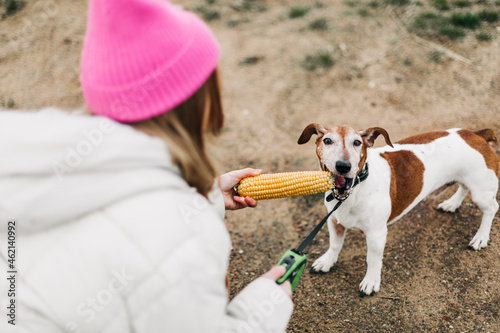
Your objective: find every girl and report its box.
[0,0,293,332]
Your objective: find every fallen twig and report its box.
[380,296,402,300]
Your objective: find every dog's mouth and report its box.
[324,165,354,201]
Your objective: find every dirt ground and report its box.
[1,0,499,332]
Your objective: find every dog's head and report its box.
[298,123,393,199]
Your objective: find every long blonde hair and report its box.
[130,69,224,197]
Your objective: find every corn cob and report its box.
[235,171,333,200]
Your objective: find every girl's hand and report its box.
[217,168,262,210]
[262,266,292,299]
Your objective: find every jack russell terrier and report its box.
[298,124,499,296]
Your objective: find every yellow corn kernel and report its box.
[235,171,333,200]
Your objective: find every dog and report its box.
[298,124,499,296]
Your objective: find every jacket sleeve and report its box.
[225,277,294,332]
[160,239,293,333]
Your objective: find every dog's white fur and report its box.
[300,125,499,296]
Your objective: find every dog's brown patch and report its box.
[397,131,449,145]
[381,150,425,222]
[458,129,499,176]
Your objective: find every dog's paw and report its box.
[469,233,489,251]
[360,290,376,298]
[359,276,380,297]
[437,199,460,213]
[310,250,337,273]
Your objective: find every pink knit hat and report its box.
[80,0,220,122]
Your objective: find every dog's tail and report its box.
[474,129,498,146]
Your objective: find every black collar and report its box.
[353,162,369,187]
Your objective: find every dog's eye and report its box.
[353,140,362,147]
[323,138,333,145]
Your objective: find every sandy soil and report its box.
[1,0,499,332]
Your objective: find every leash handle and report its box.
[276,249,307,292]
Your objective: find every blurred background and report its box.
[1,0,499,331]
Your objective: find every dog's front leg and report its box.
[359,226,387,296]
[310,217,345,273]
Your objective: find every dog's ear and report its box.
[359,127,393,148]
[298,123,327,145]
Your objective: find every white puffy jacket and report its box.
[0,108,293,333]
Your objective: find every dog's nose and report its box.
[335,160,351,174]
